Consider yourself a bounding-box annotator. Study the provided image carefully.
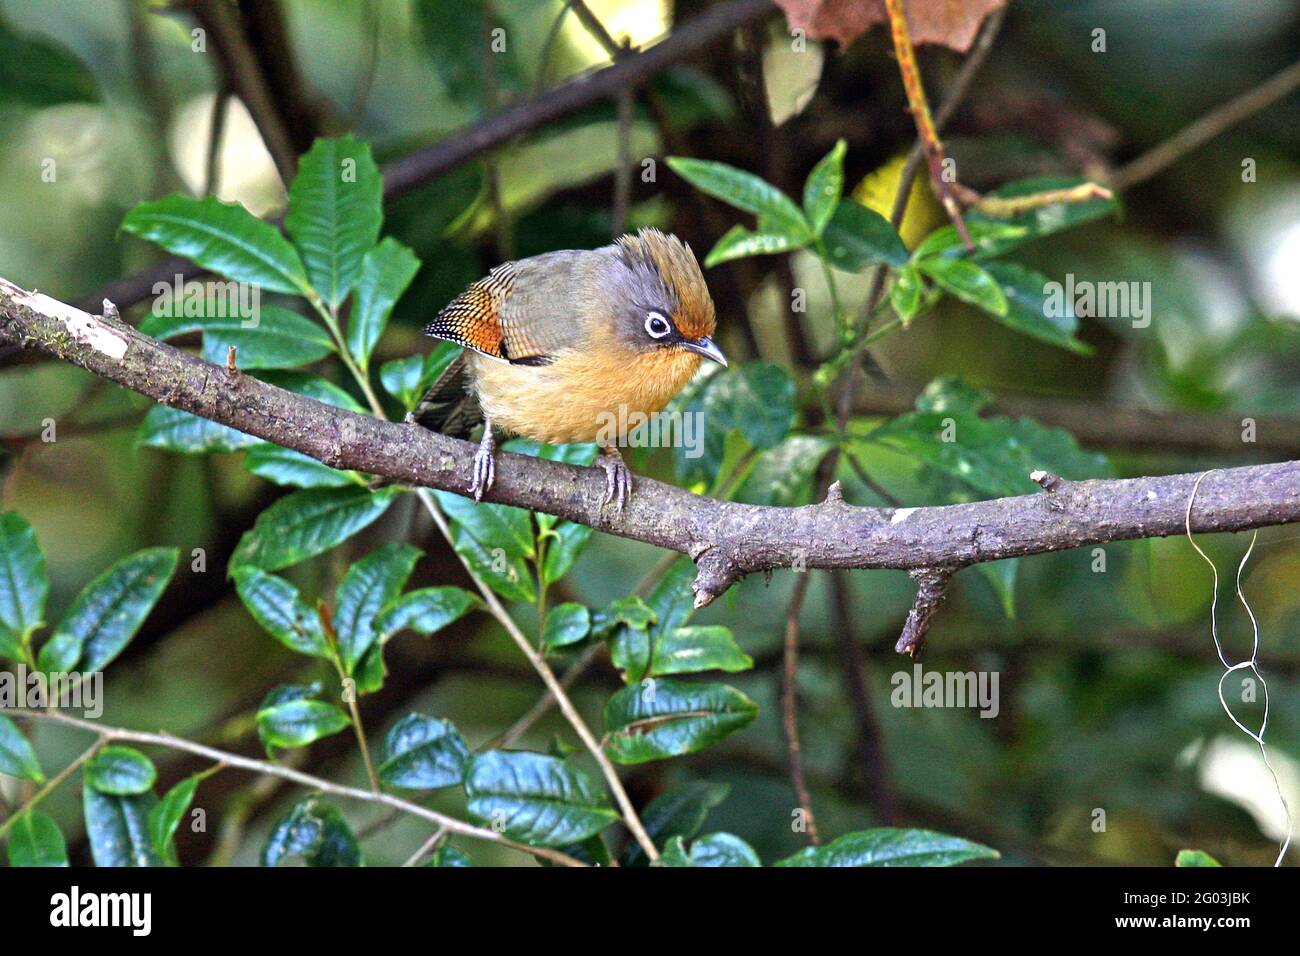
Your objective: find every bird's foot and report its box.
[470,429,496,501]
[597,446,633,511]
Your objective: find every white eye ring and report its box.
[645,312,672,338]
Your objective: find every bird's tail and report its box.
[405,351,484,439]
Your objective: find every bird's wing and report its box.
[423,251,590,365]
[406,351,483,438]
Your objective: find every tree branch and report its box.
[4,277,1300,613]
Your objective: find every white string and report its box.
[1185,469,1293,866]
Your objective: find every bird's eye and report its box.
[644,312,672,339]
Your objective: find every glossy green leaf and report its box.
[230,485,401,572]
[333,543,421,674]
[667,156,812,242]
[911,220,1028,261]
[149,775,200,865]
[122,194,310,296]
[703,224,804,267]
[256,699,351,751]
[349,237,421,368]
[427,846,474,867]
[803,139,846,236]
[541,603,590,651]
[603,679,758,764]
[735,435,833,506]
[645,560,697,639]
[775,828,998,867]
[232,567,330,659]
[916,257,1007,316]
[433,492,535,603]
[0,713,43,783]
[37,548,178,673]
[86,746,157,796]
[286,136,384,306]
[891,265,922,321]
[623,781,729,866]
[821,200,909,271]
[688,832,762,867]
[1175,849,1222,867]
[594,596,657,684]
[263,798,361,867]
[0,511,47,647]
[0,21,99,107]
[981,261,1091,354]
[650,626,752,676]
[141,305,335,370]
[257,370,367,412]
[380,343,460,411]
[464,751,618,847]
[674,363,796,487]
[139,405,260,454]
[6,810,68,867]
[374,586,479,641]
[244,443,360,489]
[378,714,470,790]
[540,521,593,585]
[84,787,162,867]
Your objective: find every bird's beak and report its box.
[682,336,728,367]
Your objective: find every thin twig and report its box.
[10,709,586,866]
[0,736,105,841]
[780,572,820,845]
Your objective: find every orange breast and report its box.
[468,347,702,446]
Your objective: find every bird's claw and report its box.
[597,448,633,511]
[470,430,496,501]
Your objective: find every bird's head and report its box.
[597,228,726,368]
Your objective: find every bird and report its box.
[407,228,727,509]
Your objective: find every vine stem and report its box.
[322,308,660,863]
[10,709,585,867]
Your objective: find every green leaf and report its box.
[911,221,1028,261]
[374,586,479,641]
[84,787,162,867]
[0,21,99,108]
[644,560,697,639]
[333,543,421,674]
[263,798,361,867]
[735,435,833,506]
[541,603,590,651]
[148,775,200,865]
[415,0,523,106]
[258,370,367,412]
[286,136,384,307]
[540,521,592,585]
[650,626,752,676]
[821,200,909,271]
[981,261,1092,354]
[6,810,67,867]
[37,547,178,673]
[349,237,421,369]
[244,443,360,489]
[230,485,401,572]
[667,156,812,242]
[380,342,461,411]
[674,363,796,487]
[427,846,474,867]
[122,194,310,296]
[623,781,730,867]
[141,305,336,370]
[378,714,470,790]
[433,492,534,603]
[85,746,157,796]
[232,567,330,659]
[890,265,922,321]
[688,832,762,867]
[464,751,618,847]
[803,139,846,236]
[703,224,803,267]
[916,257,1008,316]
[595,596,657,684]
[603,679,758,765]
[0,713,44,783]
[775,828,998,867]
[1175,849,1222,867]
[0,511,48,647]
[257,699,351,751]
[139,405,260,454]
